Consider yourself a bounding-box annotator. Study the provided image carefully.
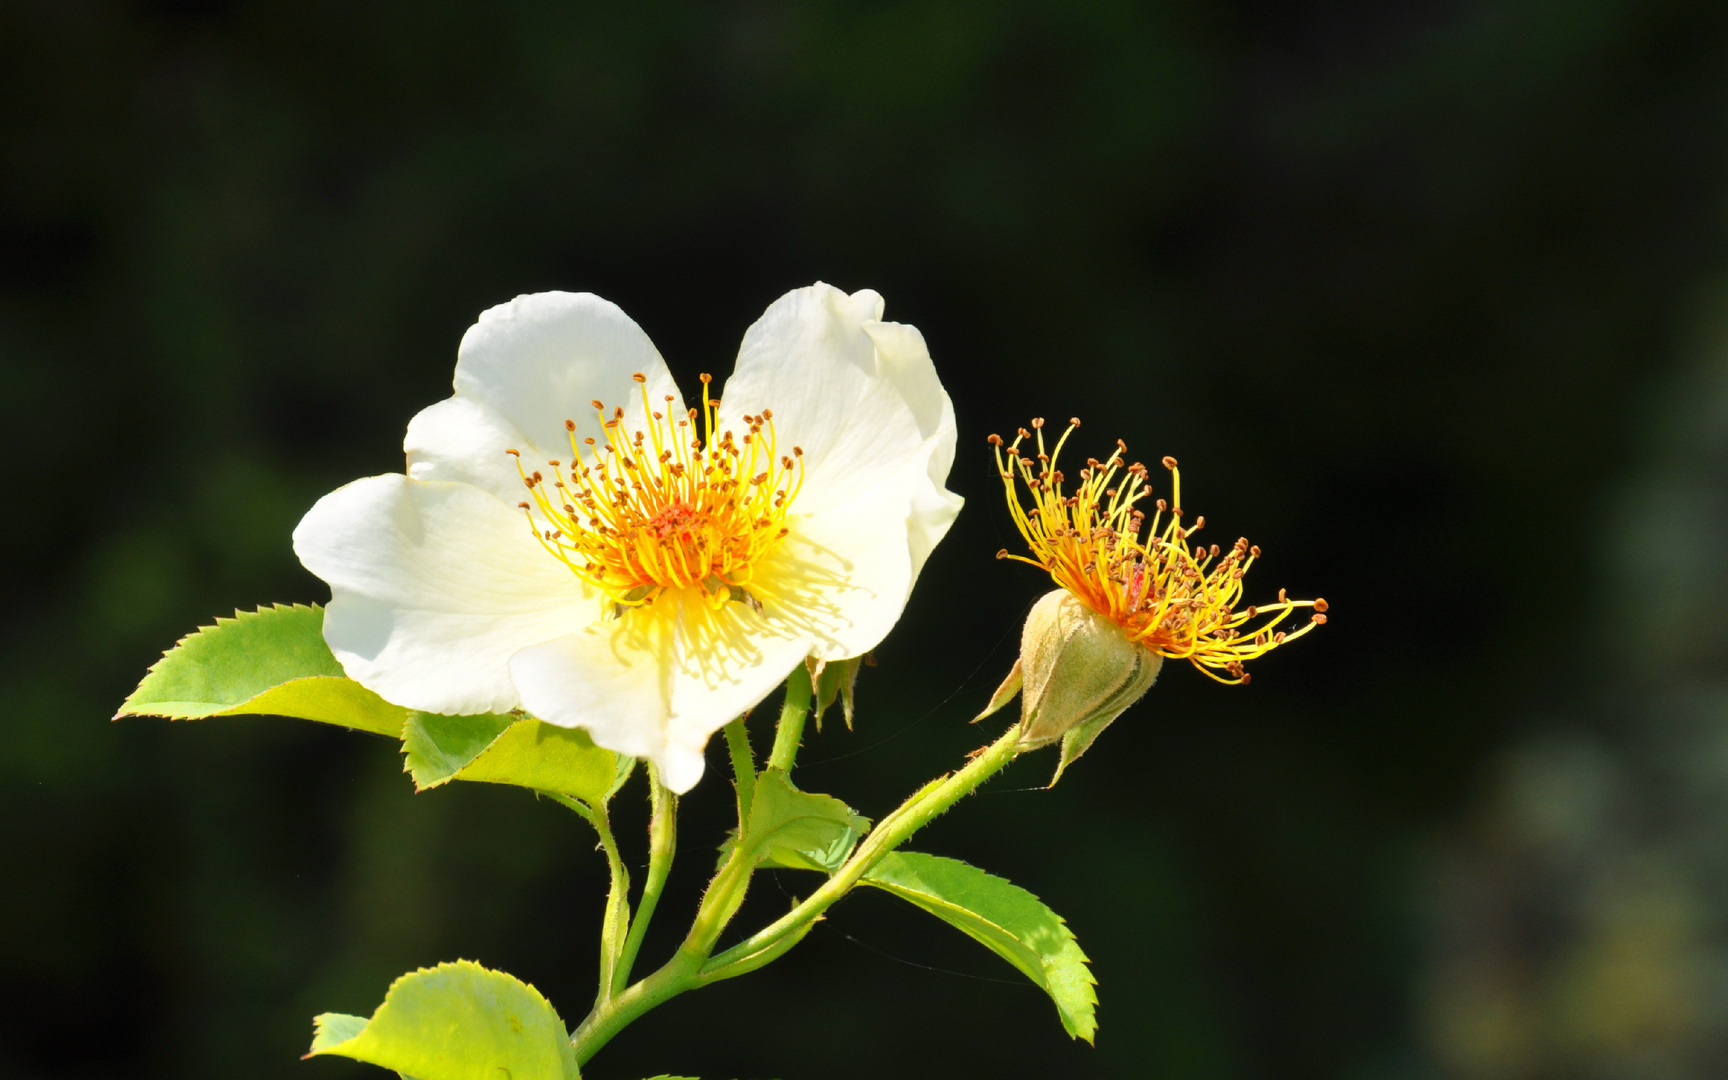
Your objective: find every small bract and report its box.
[293,284,961,792]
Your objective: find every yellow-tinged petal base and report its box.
[511,371,805,622]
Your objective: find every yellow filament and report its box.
[992,419,1326,684]
[511,373,804,612]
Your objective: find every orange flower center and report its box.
[511,373,803,612]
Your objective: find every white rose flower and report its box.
[292,284,961,793]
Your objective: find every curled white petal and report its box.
[718,282,962,653]
[719,283,954,518]
[292,474,599,715]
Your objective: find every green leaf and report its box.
[308,1012,368,1049]
[306,960,578,1080]
[862,851,1098,1042]
[403,712,627,804]
[730,768,868,873]
[401,711,518,789]
[456,719,626,803]
[116,603,408,737]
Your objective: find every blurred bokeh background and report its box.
[7,1,1728,1077]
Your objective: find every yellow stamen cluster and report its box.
[991,418,1326,684]
[512,372,804,612]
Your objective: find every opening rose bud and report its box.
[979,418,1326,782]
[985,589,1162,784]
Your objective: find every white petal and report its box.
[862,318,959,501]
[903,455,965,590]
[662,594,811,772]
[508,612,674,764]
[717,283,956,524]
[510,591,810,793]
[408,292,686,503]
[404,396,541,506]
[292,474,600,715]
[756,465,959,662]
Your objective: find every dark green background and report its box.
[7,2,1728,1077]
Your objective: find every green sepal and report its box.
[862,851,1098,1042]
[403,712,627,804]
[721,768,869,873]
[116,603,408,737]
[808,654,868,732]
[305,959,578,1080]
[972,659,1022,724]
[1052,708,1118,786]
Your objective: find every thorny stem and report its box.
[723,718,756,823]
[592,805,631,1009]
[550,793,631,1011]
[570,723,1026,1066]
[703,724,1023,978]
[766,664,813,772]
[613,765,676,997]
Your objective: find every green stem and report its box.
[677,685,811,967]
[573,839,757,1065]
[587,800,631,1009]
[572,954,703,1067]
[681,828,757,960]
[703,724,1022,978]
[723,718,755,823]
[572,837,754,1065]
[570,725,1025,1064]
[548,791,598,828]
[613,766,676,996]
[766,664,813,772]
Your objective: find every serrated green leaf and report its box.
[455,719,624,804]
[309,1012,368,1050]
[116,603,409,737]
[306,960,578,1080]
[728,768,868,873]
[603,753,638,801]
[401,711,517,790]
[862,851,1098,1042]
[402,712,627,803]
